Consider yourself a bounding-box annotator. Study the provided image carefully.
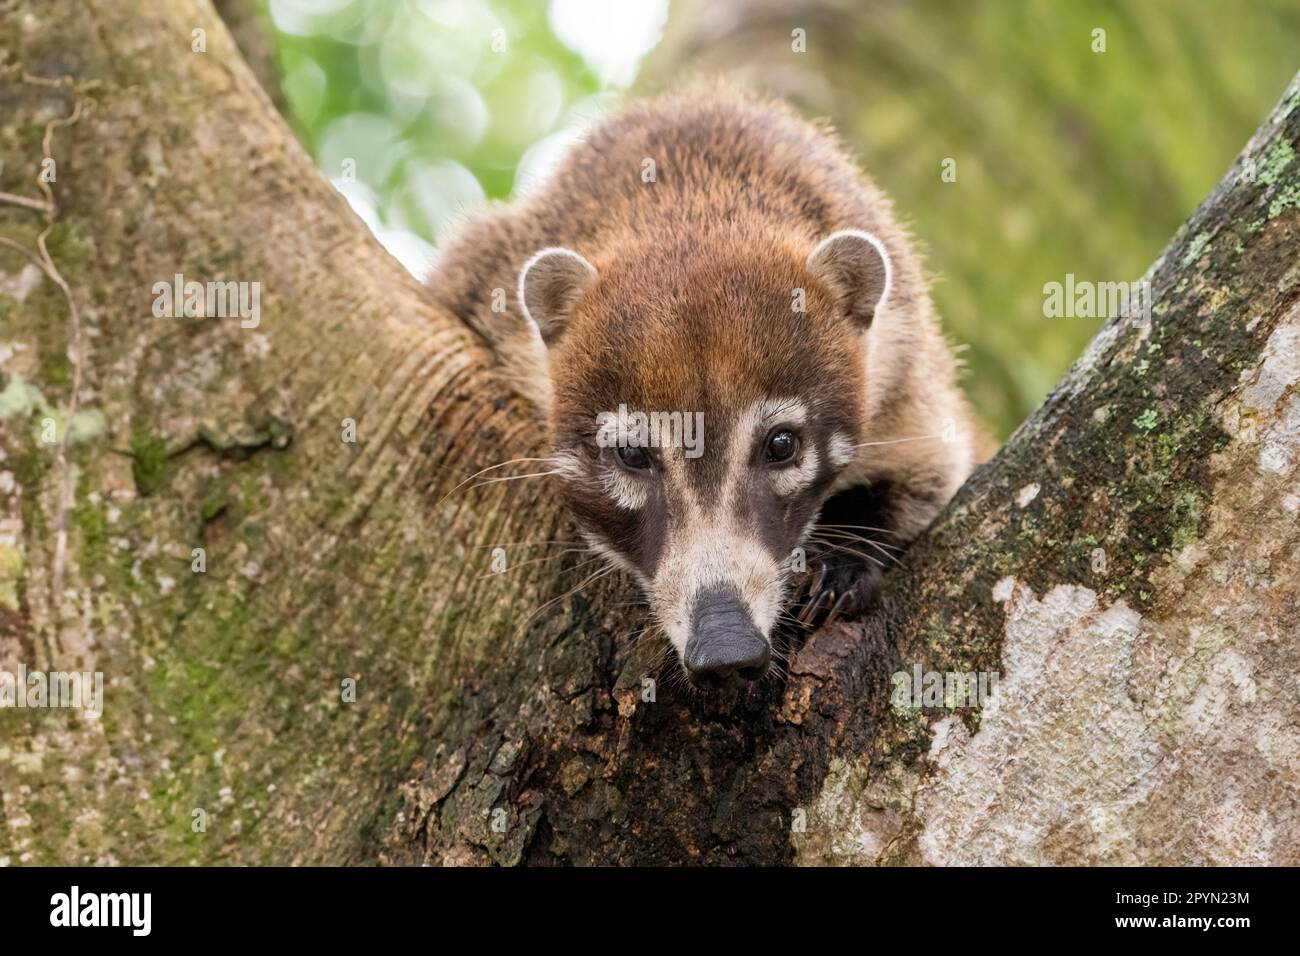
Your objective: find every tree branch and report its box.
[1,0,1295,866]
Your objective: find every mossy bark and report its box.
[1,1,1296,865]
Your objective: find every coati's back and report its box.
[428,84,987,691]
[433,86,933,400]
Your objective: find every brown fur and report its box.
[429,82,989,632]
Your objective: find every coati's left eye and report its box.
[765,429,799,463]
[616,444,652,471]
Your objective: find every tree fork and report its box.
[0,2,1297,866]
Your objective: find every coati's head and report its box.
[517,228,890,689]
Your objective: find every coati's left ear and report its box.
[805,229,892,329]
[518,247,598,348]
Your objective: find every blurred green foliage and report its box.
[265,0,625,272]
[266,0,1299,437]
[273,1,597,195]
[822,0,1300,436]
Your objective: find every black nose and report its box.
[684,587,771,688]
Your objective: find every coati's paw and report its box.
[785,543,888,633]
[786,482,906,634]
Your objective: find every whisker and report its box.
[850,434,942,449]
[811,524,903,550]
[808,526,900,552]
[465,469,561,491]
[808,530,901,562]
[477,549,596,579]
[807,545,886,570]
[475,539,587,549]
[512,565,615,639]
[763,656,790,687]
[811,522,899,535]
[804,537,885,569]
[434,457,560,508]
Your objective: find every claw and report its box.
[822,589,855,628]
[800,586,834,626]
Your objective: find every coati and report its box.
[431,85,987,690]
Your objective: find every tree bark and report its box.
[1,1,1297,866]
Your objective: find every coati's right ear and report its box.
[517,247,598,348]
[806,229,892,330]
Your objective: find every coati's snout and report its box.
[686,586,771,688]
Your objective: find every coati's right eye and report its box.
[616,444,652,471]
[765,429,799,463]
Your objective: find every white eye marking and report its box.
[753,398,823,496]
[756,397,809,429]
[772,444,820,497]
[581,531,649,587]
[553,450,585,481]
[556,448,647,510]
[828,432,856,468]
[600,463,649,510]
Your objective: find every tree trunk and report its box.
[1,1,1297,866]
